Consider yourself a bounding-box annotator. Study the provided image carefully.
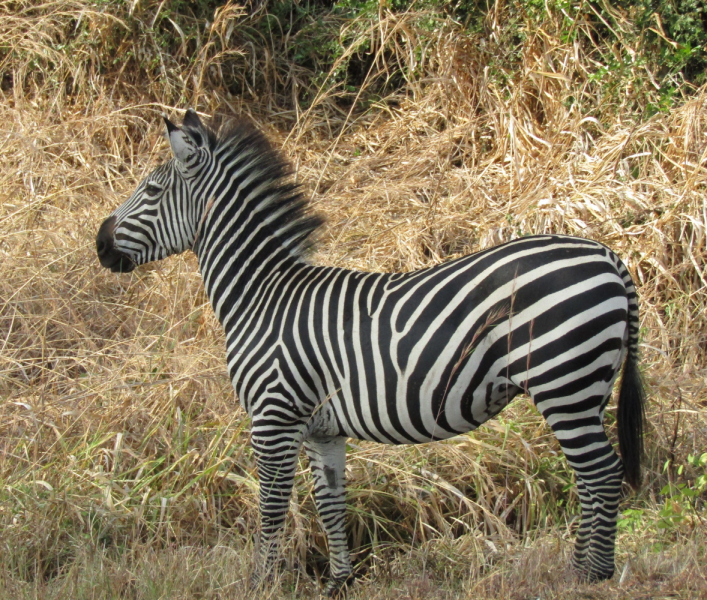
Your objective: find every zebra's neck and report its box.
[194,198,309,324]
[189,141,317,328]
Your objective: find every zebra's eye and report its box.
[145,183,162,196]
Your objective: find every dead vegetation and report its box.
[0,1,706,598]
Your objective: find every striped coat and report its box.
[97,109,645,596]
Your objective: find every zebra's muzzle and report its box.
[96,216,136,273]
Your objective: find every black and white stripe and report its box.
[97,109,645,594]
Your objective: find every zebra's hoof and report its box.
[248,569,274,591]
[587,567,615,582]
[324,575,354,598]
[574,564,615,583]
[248,575,263,592]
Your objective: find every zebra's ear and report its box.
[182,108,207,148]
[163,115,199,166]
[182,108,204,132]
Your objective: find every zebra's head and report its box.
[96,109,212,272]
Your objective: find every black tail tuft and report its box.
[617,351,646,490]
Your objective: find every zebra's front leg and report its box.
[250,420,306,588]
[305,437,352,598]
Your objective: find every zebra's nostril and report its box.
[96,215,117,260]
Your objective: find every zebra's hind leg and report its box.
[250,421,306,588]
[570,478,593,570]
[560,427,623,581]
[575,450,623,581]
[304,437,352,598]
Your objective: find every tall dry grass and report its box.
[0,1,706,598]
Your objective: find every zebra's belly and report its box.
[325,363,519,445]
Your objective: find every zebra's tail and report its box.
[616,264,646,490]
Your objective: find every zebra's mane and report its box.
[198,116,323,259]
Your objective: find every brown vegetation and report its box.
[0,1,705,598]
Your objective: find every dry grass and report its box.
[1,1,706,598]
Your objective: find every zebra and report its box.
[96,109,646,596]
